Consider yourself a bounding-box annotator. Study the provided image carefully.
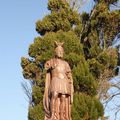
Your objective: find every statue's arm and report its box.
[45,58,56,70]
[68,72,74,104]
[43,59,52,115]
[65,62,73,83]
[67,71,74,93]
[45,60,51,70]
[65,62,74,103]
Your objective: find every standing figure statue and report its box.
[43,41,74,120]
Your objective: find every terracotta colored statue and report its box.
[43,41,74,120]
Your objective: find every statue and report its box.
[43,41,74,120]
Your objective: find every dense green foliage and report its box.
[72,93,103,120]
[21,0,120,119]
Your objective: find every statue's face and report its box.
[55,46,64,58]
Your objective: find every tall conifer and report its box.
[21,0,120,119]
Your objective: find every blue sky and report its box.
[0,0,119,120]
[0,0,48,120]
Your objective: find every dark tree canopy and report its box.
[21,0,120,119]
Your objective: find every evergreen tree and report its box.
[21,0,120,119]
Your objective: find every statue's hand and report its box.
[45,61,51,70]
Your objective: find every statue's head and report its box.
[54,41,64,58]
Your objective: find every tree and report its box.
[21,0,120,120]
[99,33,120,120]
[66,0,89,11]
[77,0,120,119]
